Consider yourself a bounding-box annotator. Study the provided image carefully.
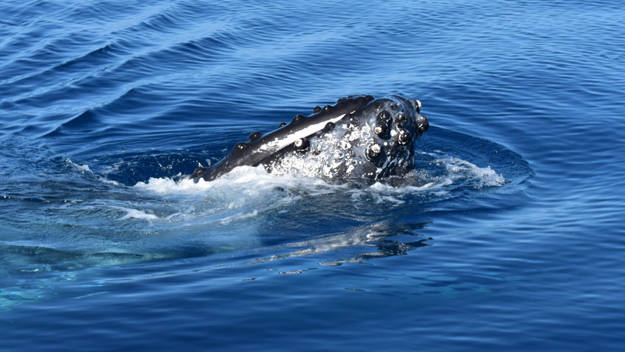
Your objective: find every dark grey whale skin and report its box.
[191,95,428,182]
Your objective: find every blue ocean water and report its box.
[1,0,625,350]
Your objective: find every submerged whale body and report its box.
[191,95,429,183]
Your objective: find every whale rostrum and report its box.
[191,95,429,183]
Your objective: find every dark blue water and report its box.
[2,0,625,350]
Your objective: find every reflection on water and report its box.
[255,221,431,268]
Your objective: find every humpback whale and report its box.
[191,95,428,183]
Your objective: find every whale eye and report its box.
[323,105,331,111]
[313,106,321,112]
[366,143,382,160]
[398,130,410,145]
[235,142,248,151]
[323,122,335,132]
[279,122,287,128]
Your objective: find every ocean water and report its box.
[1,0,624,350]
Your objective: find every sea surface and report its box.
[1,0,624,350]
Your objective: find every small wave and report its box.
[65,158,92,173]
[134,165,342,195]
[436,155,506,189]
[116,207,159,221]
[65,158,121,186]
[132,155,505,209]
[441,157,506,189]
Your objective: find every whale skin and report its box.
[191,95,429,183]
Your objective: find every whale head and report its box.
[191,95,429,183]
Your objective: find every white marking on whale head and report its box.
[259,113,347,152]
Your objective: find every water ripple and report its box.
[1,0,625,350]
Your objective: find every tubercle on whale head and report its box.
[191,94,428,182]
[283,94,374,129]
[342,95,429,180]
[262,95,376,139]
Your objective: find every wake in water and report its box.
[0,126,528,308]
[136,153,505,211]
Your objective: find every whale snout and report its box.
[417,113,429,135]
[399,96,428,138]
[407,98,428,137]
[409,98,422,113]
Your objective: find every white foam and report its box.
[98,177,120,186]
[134,165,343,197]
[439,157,506,188]
[132,166,330,227]
[127,155,505,225]
[66,159,92,173]
[219,210,259,225]
[117,207,159,221]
